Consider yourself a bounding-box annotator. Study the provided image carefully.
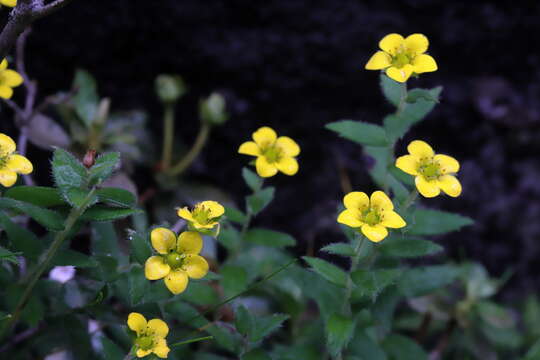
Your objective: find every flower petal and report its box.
[275,136,300,157]
[238,141,261,156]
[343,191,369,211]
[365,51,392,70]
[183,254,209,279]
[379,33,405,55]
[0,59,7,71]
[415,176,440,198]
[405,34,429,55]
[252,126,277,147]
[200,200,225,218]
[6,154,33,174]
[435,154,460,174]
[0,0,17,7]
[147,319,169,338]
[395,154,419,175]
[408,140,434,159]
[370,191,394,211]
[411,54,437,73]
[145,256,171,280]
[385,64,413,83]
[136,349,152,358]
[437,175,462,197]
[164,269,189,294]
[151,228,177,254]
[152,338,170,358]
[127,312,147,335]
[177,231,203,254]
[275,156,299,175]
[3,70,24,87]
[0,133,16,155]
[337,209,363,228]
[380,210,406,228]
[177,207,195,222]
[255,156,278,178]
[0,170,17,187]
[0,86,13,99]
[361,224,389,242]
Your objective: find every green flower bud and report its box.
[155,74,187,103]
[200,93,228,126]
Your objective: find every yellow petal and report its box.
[152,338,170,358]
[200,200,225,218]
[415,176,440,198]
[0,59,7,70]
[343,191,369,211]
[183,254,209,279]
[275,156,299,175]
[365,50,392,70]
[177,231,203,254]
[435,154,459,174]
[379,33,405,55]
[252,126,277,147]
[0,170,17,187]
[385,64,413,83]
[191,220,218,230]
[147,319,169,338]
[407,140,434,159]
[395,155,419,175]
[2,70,24,87]
[405,34,429,55]
[164,269,189,294]
[6,154,33,174]
[337,209,363,228]
[361,224,388,242]
[380,210,406,228]
[177,207,195,222]
[238,141,261,156]
[370,191,394,211]
[255,156,278,178]
[275,136,300,157]
[437,175,462,197]
[136,349,152,358]
[0,133,16,155]
[145,256,171,280]
[411,54,437,73]
[127,312,147,335]
[0,0,17,7]
[0,86,13,99]
[151,228,177,255]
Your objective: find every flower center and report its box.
[362,209,381,226]
[418,161,440,180]
[166,252,185,269]
[0,154,7,169]
[392,51,411,68]
[136,336,154,350]
[193,205,212,224]
[262,145,282,163]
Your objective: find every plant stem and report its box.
[170,335,213,348]
[161,103,175,170]
[401,188,419,211]
[342,234,366,314]
[168,121,211,176]
[0,188,97,340]
[396,81,408,115]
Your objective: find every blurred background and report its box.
[2,0,540,300]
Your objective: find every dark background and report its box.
[5,0,540,299]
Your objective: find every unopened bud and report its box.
[83,149,97,168]
[155,74,187,104]
[200,93,228,126]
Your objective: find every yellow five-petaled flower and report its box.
[0,133,33,187]
[145,228,209,295]
[0,59,23,99]
[365,33,437,83]
[337,190,406,242]
[396,140,461,198]
[238,126,300,178]
[127,312,170,358]
[0,0,17,8]
[177,200,224,232]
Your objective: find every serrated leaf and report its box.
[0,246,21,264]
[326,313,355,356]
[242,167,263,192]
[244,228,296,248]
[0,211,42,260]
[82,206,141,222]
[129,229,152,265]
[0,197,64,231]
[249,313,289,343]
[352,268,402,301]
[88,152,120,186]
[378,235,443,258]
[224,206,247,224]
[382,334,427,360]
[326,120,388,147]
[247,187,275,215]
[320,243,356,257]
[129,265,148,306]
[303,256,348,287]
[73,69,99,127]
[407,209,473,236]
[380,73,404,107]
[399,265,460,297]
[51,147,87,192]
[4,186,64,207]
[65,187,98,208]
[97,187,137,208]
[52,249,97,268]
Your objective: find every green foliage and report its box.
[247,186,275,215]
[242,167,263,192]
[244,228,296,248]
[381,334,427,360]
[321,242,356,257]
[352,269,402,301]
[3,186,64,207]
[378,235,443,258]
[234,305,289,343]
[51,147,87,192]
[406,208,473,236]
[398,265,460,297]
[73,69,99,127]
[326,313,355,356]
[326,120,388,147]
[303,256,348,287]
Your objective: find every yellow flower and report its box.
[0,133,32,187]
[0,0,17,8]
[0,59,23,99]
[145,228,209,295]
[365,33,437,83]
[337,191,406,242]
[238,126,300,178]
[177,200,224,231]
[127,312,170,358]
[396,140,462,198]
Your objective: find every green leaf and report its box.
[250,313,289,343]
[0,246,21,264]
[480,322,522,349]
[524,339,540,360]
[97,187,137,208]
[182,282,219,306]
[476,301,515,328]
[303,256,348,287]
[363,146,409,202]
[352,269,402,301]
[129,265,149,306]
[0,197,64,231]
[320,242,356,257]
[216,226,241,252]
[0,211,42,260]
[378,235,443,258]
[406,88,440,104]
[52,249,97,268]
[82,206,141,222]
[91,222,121,258]
[51,147,87,192]
[65,187,98,208]
[398,265,460,297]
[371,287,401,336]
[247,187,275,216]
[406,209,473,236]
[380,73,404,107]
[224,206,247,224]
[234,305,253,337]
[128,229,152,265]
[73,69,99,127]
[326,120,388,147]
[244,228,296,248]
[242,167,263,192]
[326,313,355,356]
[221,265,248,298]
[381,334,427,360]
[349,331,388,360]
[88,152,120,186]
[242,349,272,360]
[101,337,125,360]
[4,186,64,207]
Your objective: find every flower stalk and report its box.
[167,120,211,176]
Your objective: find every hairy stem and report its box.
[160,103,175,170]
[168,121,211,176]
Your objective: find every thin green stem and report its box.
[396,82,408,116]
[0,188,97,340]
[170,335,213,348]
[400,188,419,212]
[161,103,175,170]
[168,121,211,176]
[342,234,366,314]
